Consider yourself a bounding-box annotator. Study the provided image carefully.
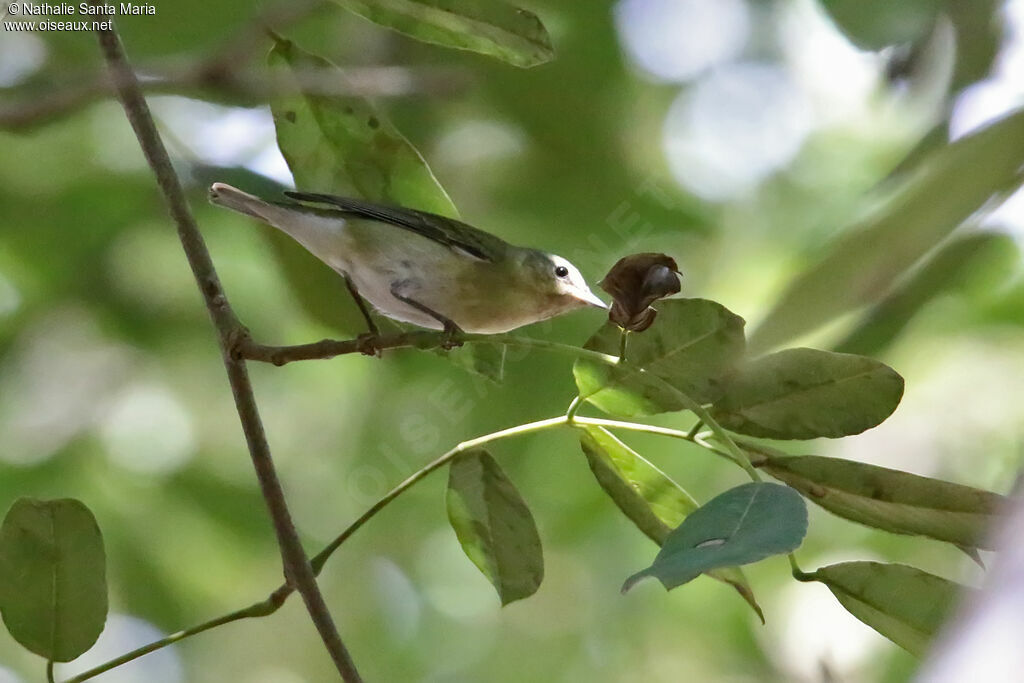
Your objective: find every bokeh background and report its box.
[3,0,1024,681]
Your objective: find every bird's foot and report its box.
[440,322,464,351]
[356,332,382,357]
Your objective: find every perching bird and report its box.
[208,183,606,341]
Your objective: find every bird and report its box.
[208,183,606,345]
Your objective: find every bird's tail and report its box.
[208,182,295,226]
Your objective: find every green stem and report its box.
[47,661,55,683]
[636,376,761,481]
[685,419,704,440]
[62,602,279,683]
[788,553,815,582]
[311,416,568,573]
[618,329,629,363]
[565,395,584,422]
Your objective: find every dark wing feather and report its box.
[283,191,504,262]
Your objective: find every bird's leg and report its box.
[344,274,381,357]
[390,283,464,350]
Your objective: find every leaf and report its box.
[821,0,943,49]
[573,299,746,418]
[269,37,459,214]
[0,498,107,662]
[710,348,904,440]
[757,453,1005,548]
[813,561,964,656]
[622,482,807,593]
[446,450,543,605]
[442,341,507,382]
[750,108,1024,354]
[579,426,763,621]
[835,231,1019,356]
[330,0,555,68]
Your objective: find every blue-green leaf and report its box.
[623,482,807,593]
[579,426,764,621]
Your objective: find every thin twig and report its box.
[239,332,621,366]
[0,64,467,131]
[91,12,361,682]
[61,410,737,680]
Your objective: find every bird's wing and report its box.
[283,191,504,262]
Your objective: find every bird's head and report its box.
[521,251,607,314]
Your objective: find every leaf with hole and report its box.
[0,498,107,662]
[757,453,1006,549]
[622,482,807,593]
[331,0,555,67]
[446,450,543,605]
[574,299,746,418]
[579,426,763,621]
[813,561,964,657]
[710,348,904,439]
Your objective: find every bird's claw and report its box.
[441,324,464,351]
[356,332,382,357]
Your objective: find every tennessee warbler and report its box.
[208,183,606,336]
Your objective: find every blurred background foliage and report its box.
[2,0,1024,680]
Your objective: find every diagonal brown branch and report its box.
[91,11,362,683]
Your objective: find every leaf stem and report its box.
[618,330,629,363]
[310,416,568,572]
[47,661,55,683]
[61,601,279,683]
[630,374,761,481]
[565,395,584,422]
[788,553,815,582]
[686,420,704,439]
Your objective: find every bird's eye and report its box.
[555,266,569,278]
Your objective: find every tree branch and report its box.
[91,13,361,682]
[239,332,621,366]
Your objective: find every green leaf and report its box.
[710,348,904,440]
[623,482,807,593]
[750,109,1024,354]
[442,342,507,382]
[331,0,555,68]
[835,231,1019,356]
[821,0,943,49]
[0,498,107,662]
[579,426,763,621]
[573,299,746,418]
[813,561,963,656]
[269,37,458,214]
[758,454,1005,549]
[446,450,543,605]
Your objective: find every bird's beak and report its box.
[573,287,608,309]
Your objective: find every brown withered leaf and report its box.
[600,253,682,332]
